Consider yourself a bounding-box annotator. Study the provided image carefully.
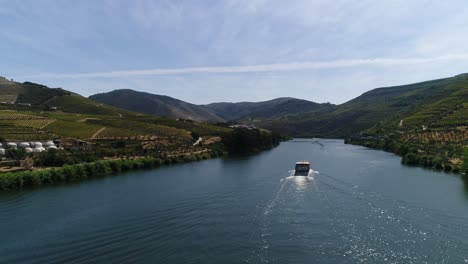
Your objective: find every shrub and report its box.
[443,164,453,172]
[402,153,418,165]
[108,160,122,173]
[463,149,468,175]
[0,173,24,190]
[63,165,79,181]
[0,155,210,190]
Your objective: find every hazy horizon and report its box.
[2,0,468,104]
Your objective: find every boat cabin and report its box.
[294,161,310,176]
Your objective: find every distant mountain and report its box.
[0,79,134,117]
[204,98,336,121]
[90,89,335,122]
[90,89,224,122]
[255,74,468,137]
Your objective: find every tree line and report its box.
[222,128,283,154]
[0,152,216,191]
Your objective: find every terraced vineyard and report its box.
[432,103,468,127]
[0,111,45,120]
[0,95,17,102]
[0,121,56,141]
[91,127,140,139]
[85,118,191,139]
[402,128,468,143]
[44,120,104,139]
[0,109,227,144]
[11,119,55,129]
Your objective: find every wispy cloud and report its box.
[25,54,468,79]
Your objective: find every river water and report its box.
[0,139,467,263]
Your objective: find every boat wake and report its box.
[252,169,320,263]
[251,169,468,263]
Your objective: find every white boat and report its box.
[294,161,311,176]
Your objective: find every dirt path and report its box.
[91,127,106,139]
[41,119,56,129]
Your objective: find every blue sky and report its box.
[2,0,468,104]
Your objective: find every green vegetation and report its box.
[346,137,466,173]
[41,94,136,116]
[45,119,103,139]
[0,109,228,142]
[222,128,283,154]
[205,97,335,121]
[0,81,70,105]
[0,79,287,191]
[0,153,218,191]
[463,149,468,175]
[250,74,468,138]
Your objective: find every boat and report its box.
[294,161,311,176]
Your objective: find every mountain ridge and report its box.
[89,89,333,122]
[90,89,225,122]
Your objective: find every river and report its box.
[0,139,467,263]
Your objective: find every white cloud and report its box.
[26,53,468,79]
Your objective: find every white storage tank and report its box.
[19,142,30,148]
[48,145,58,150]
[0,148,5,156]
[25,147,33,153]
[7,142,17,149]
[33,142,43,148]
[45,141,55,147]
[33,147,45,153]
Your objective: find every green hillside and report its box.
[0,79,69,105]
[204,97,335,121]
[90,90,336,123]
[0,80,234,151]
[253,74,468,138]
[0,80,137,117]
[90,89,224,122]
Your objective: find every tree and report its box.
[6,148,26,161]
[191,131,200,140]
[463,149,468,175]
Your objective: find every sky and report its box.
[2,0,468,104]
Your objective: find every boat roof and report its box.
[296,161,310,165]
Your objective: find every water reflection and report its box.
[291,176,311,191]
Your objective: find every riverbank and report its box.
[0,127,285,191]
[0,151,218,191]
[345,137,468,176]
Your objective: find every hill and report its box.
[204,97,335,121]
[252,74,468,138]
[90,89,224,122]
[0,79,137,117]
[0,79,233,148]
